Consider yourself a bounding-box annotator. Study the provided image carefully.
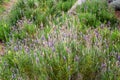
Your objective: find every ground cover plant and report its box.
[0,0,120,80]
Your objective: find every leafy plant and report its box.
[0,21,10,41]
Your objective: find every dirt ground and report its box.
[115,11,120,20]
[115,11,120,29]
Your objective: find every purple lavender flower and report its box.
[118,56,120,61]
[41,35,45,40]
[101,63,106,68]
[107,21,111,27]
[14,46,18,51]
[84,35,89,41]
[48,41,54,47]
[94,29,99,38]
[34,39,39,43]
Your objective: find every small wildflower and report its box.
[101,63,106,68]
[107,21,111,27]
[94,29,99,38]
[34,39,39,43]
[41,35,45,40]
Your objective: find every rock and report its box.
[108,0,114,3]
[110,0,120,10]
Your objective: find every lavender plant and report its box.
[0,0,120,80]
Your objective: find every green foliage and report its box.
[0,0,3,4]
[9,0,76,26]
[23,22,36,35]
[11,21,37,40]
[13,30,26,39]
[0,6,4,15]
[110,30,120,41]
[0,0,10,4]
[9,6,23,25]
[0,21,10,41]
[0,51,42,80]
[78,13,100,27]
[76,0,118,27]
[0,31,120,80]
[56,0,76,12]
[0,0,120,80]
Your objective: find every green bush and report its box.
[76,0,118,27]
[78,13,100,27]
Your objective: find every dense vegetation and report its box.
[0,0,3,3]
[0,0,4,14]
[0,0,120,80]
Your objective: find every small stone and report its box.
[110,0,120,10]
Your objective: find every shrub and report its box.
[78,13,100,27]
[76,0,118,27]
